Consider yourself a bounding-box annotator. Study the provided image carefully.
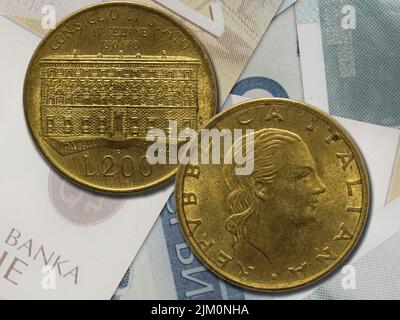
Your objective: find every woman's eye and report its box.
[295,170,311,180]
[300,172,310,179]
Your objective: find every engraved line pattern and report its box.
[40,53,200,139]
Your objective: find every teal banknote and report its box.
[297,0,400,129]
[296,0,400,203]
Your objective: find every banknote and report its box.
[0,0,283,105]
[230,5,303,103]
[113,7,400,299]
[305,204,400,299]
[295,0,400,202]
[276,0,297,16]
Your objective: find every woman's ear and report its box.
[252,178,269,201]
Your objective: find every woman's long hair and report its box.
[223,128,301,246]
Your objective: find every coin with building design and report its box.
[176,98,369,291]
[24,2,217,193]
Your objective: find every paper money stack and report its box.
[1,0,400,300]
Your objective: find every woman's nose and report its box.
[313,175,326,194]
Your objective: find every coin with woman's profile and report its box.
[24,2,217,193]
[175,98,369,291]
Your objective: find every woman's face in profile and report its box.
[257,140,327,225]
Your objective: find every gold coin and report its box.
[24,2,217,193]
[175,98,369,291]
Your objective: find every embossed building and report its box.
[39,53,200,139]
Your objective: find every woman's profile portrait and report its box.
[222,128,327,278]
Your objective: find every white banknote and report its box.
[114,7,400,300]
[0,1,282,299]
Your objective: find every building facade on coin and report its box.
[176,98,369,291]
[24,2,217,193]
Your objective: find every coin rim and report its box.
[23,1,218,194]
[175,97,370,292]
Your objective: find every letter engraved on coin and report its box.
[187,218,202,235]
[336,152,355,171]
[325,128,341,144]
[307,117,318,132]
[185,164,200,179]
[183,193,197,206]
[198,238,215,252]
[346,206,362,213]
[288,262,308,278]
[237,260,255,278]
[265,105,284,122]
[334,223,354,241]
[346,179,362,196]
[216,250,233,268]
[316,247,338,265]
[236,110,253,125]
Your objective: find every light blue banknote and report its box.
[297,0,400,129]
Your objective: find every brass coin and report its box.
[175,98,369,291]
[24,2,217,193]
